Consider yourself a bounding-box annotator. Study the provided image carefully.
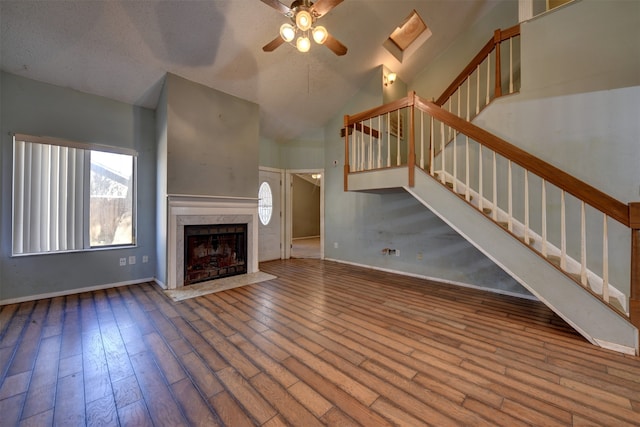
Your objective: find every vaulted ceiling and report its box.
[0,0,501,141]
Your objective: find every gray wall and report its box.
[155,73,260,285]
[292,175,321,238]
[323,43,529,296]
[0,72,157,301]
[411,1,519,101]
[472,0,640,295]
[165,73,259,198]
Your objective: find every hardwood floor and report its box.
[290,237,321,259]
[1,259,639,426]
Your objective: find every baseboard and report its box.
[324,258,537,301]
[0,277,156,305]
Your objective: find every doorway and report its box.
[286,169,324,259]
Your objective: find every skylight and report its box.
[384,10,432,62]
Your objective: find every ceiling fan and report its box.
[261,0,348,56]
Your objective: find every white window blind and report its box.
[13,140,86,254]
[12,134,136,256]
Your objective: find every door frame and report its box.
[259,166,285,260]
[285,168,324,259]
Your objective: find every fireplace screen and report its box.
[184,224,247,285]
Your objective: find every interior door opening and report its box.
[286,169,324,260]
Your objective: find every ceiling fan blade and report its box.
[260,0,291,15]
[310,0,343,18]
[263,35,286,52]
[324,33,347,56]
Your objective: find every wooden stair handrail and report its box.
[435,24,520,106]
[415,95,630,227]
[346,97,412,126]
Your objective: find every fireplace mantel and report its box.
[166,195,259,289]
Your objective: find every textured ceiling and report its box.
[0,0,500,141]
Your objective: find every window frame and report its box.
[258,181,273,226]
[11,133,138,256]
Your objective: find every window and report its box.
[258,181,273,225]
[12,134,136,255]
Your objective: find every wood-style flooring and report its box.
[290,237,321,259]
[1,259,639,426]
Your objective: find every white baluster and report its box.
[466,78,470,121]
[507,160,513,232]
[420,111,424,169]
[524,171,530,244]
[440,121,446,184]
[561,190,567,270]
[378,115,382,169]
[465,136,470,201]
[453,131,458,193]
[602,215,609,302]
[360,126,365,171]
[368,118,373,170]
[580,201,587,286]
[387,113,391,168]
[486,54,491,105]
[476,64,480,115]
[541,180,547,257]
[429,116,434,176]
[396,110,401,166]
[492,152,497,220]
[354,130,358,171]
[509,37,514,94]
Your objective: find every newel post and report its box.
[408,91,416,187]
[344,115,350,192]
[494,29,502,98]
[630,203,640,330]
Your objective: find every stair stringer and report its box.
[405,167,638,355]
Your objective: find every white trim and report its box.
[324,258,538,301]
[0,277,155,305]
[259,167,286,260]
[292,235,321,240]
[593,338,637,357]
[13,133,138,156]
[167,195,259,289]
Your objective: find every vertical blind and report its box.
[13,139,86,254]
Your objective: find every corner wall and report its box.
[0,72,157,302]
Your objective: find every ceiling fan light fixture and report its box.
[295,9,312,31]
[280,23,296,42]
[296,35,311,52]
[312,26,328,44]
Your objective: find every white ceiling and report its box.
[0,0,500,141]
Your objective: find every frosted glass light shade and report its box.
[296,36,311,52]
[312,26,328,44]
[295,10,312,31]
[280,23,295,42]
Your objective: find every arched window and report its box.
[258,182,273,225]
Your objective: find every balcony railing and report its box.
[343,92,639,330]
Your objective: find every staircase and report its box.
[342,26,639,355]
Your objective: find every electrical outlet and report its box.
[142,255,149,263]
[334,242,339,248]
[396,249,400,257]
[417,252,423,260]
[119,257,127,266]
[129,255,136,265]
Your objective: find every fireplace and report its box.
[166,195,259,290]
[184,224,247,285]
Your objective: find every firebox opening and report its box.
[184,224,248,285]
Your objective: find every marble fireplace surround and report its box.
[167,195,259,290]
